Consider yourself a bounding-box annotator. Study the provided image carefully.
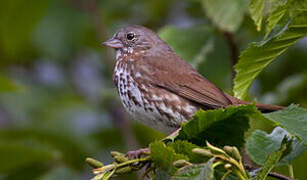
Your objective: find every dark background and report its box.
[0,0,306,179]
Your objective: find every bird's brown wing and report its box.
[137,52,232,109]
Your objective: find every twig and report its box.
[221,170,232,180]
[222,31,239,82]
[268,172,295,180]
[92,156,151,176]
[116,156,151,168]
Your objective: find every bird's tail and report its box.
[225,94,284,113]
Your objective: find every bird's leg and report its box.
[126,128,181,159]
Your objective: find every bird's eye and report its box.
[126,33,135,40]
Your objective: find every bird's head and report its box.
[103,25,167,59]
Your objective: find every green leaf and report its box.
[265,3,288,37]
[249,0,265,31]
[233,12,307,100]
[279,137,306,165]
[171,159,215,180]
[264,104,307,144]
[201,0,247,32]
[168,140,203,163]
[158,25,214,68]
[246,127,287,165]
[288,0,307,13]
[250,0,307,34]
[150,141,188,174]
[0,143,55,173]
[265,0,307,37]
[176,105,257,147]
[256,142,287,180]
[246,127,306,166]
[0,76,20,92]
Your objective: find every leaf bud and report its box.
[86,157,104,168]
[115,166,132,174]
[206,141,227,155]
[224,163,232,169]
[231,147,242,161]
[173,159,191,168]
[223,146,234,155]
[114,155,129,163]
[192,148,213,157]
[110,151,124,158]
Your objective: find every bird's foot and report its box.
[126,148,150,159]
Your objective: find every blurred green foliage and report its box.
[0,0,306,179]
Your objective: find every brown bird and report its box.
[103,25,283,134]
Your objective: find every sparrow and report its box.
[103,25,283,134]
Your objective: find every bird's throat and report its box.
[115,47,135,61]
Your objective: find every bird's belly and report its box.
[117,78,181,133]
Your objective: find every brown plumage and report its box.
[104,25,283,133]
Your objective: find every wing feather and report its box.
[135,51,232,109]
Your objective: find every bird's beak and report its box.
[103,37,123,49]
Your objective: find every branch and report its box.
[268,172,295,180]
